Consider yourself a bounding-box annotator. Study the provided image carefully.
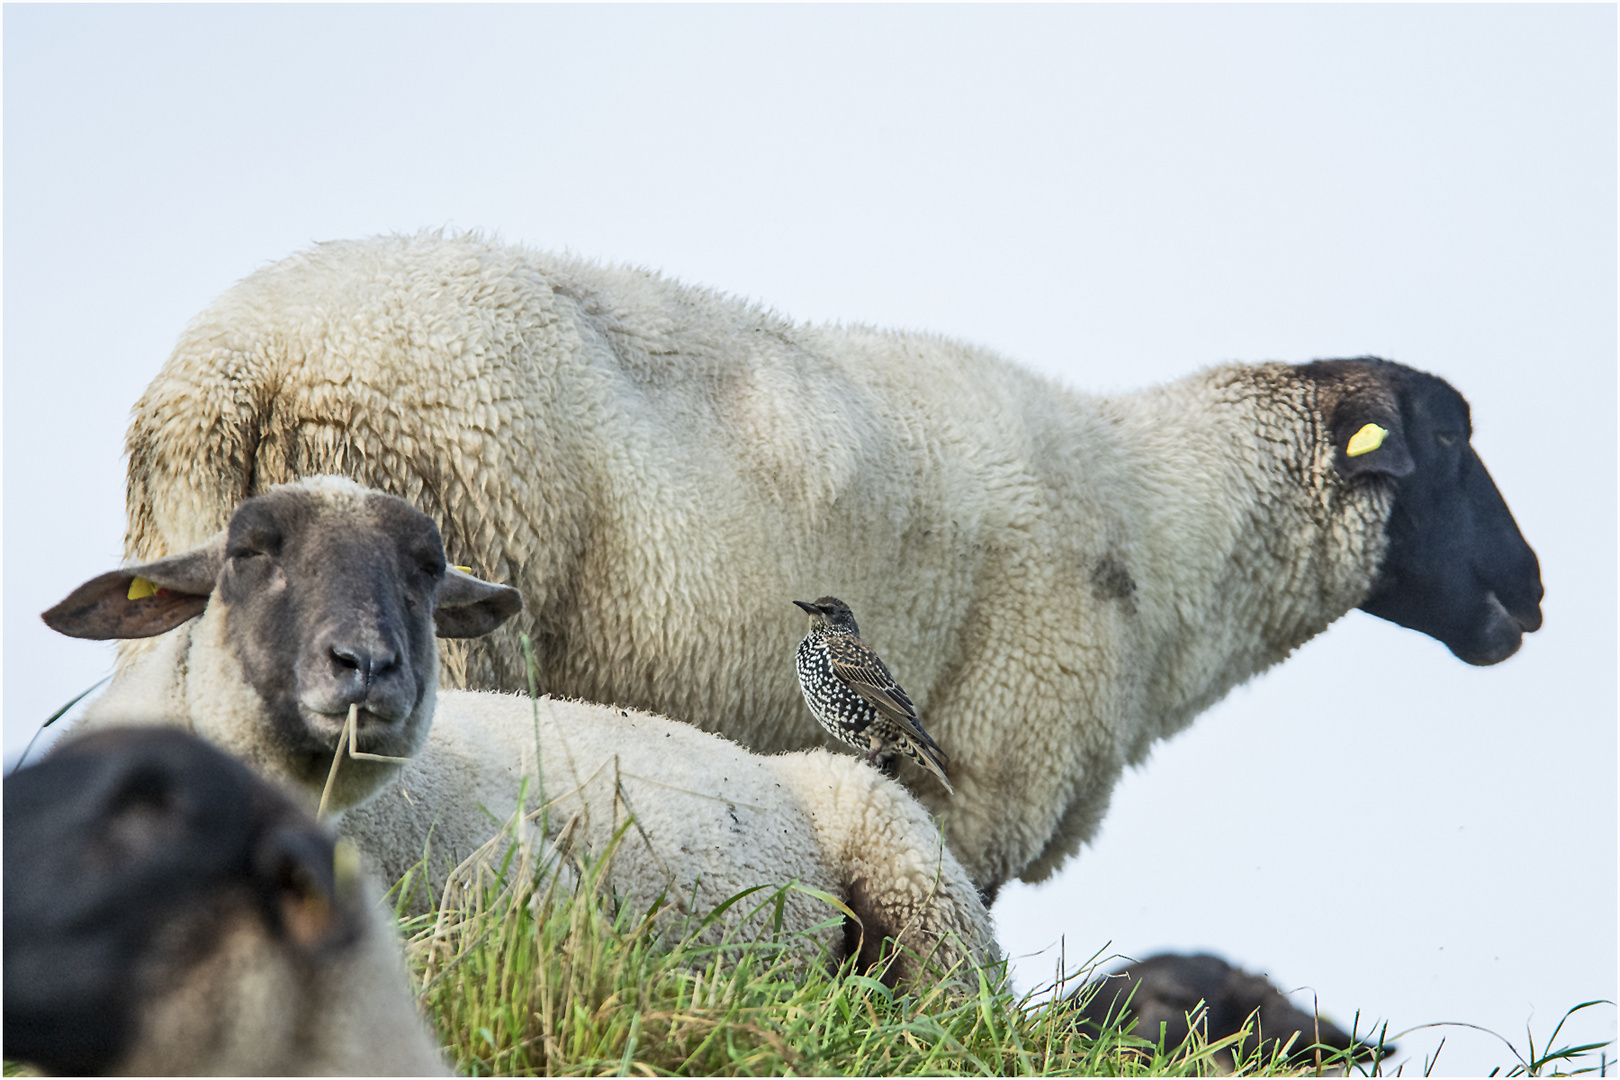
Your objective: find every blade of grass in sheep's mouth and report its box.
[317,703,412,820]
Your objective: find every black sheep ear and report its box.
[1331,408,1415,479]
[434,566,524,638]
[41,536,224,640]
[255,825,359,953]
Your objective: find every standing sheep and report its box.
[120,232,1543,897]
[4,726,447,1077]
[46,477,998,983]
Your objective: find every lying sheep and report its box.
[119,232,1543,897]
[46,477,998,983]
[1070,952,1390,1069]
[3,726,447,1077]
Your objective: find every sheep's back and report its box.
[341,692,853,942]
[125,233,1110,762]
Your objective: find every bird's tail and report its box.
[918,744,953,794]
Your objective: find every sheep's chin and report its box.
[1448,592,1526,667]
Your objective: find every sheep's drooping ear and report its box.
[254,825,358,953]
[434,566,524,639]
[41,537,224,640]
[1330,401,1415,479]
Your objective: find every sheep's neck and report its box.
[1098,363,1392,758]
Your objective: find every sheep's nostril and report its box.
[329,644,400,686]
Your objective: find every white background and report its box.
[5,6,1614,1074]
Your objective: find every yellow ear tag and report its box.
[1346,423,1388,457]
[127,577,159,601]
[453,565,473,574]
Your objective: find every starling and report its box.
[793,596,952,793]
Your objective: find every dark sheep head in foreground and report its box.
[1071,952,1392,1070]
[3,726,446,1076]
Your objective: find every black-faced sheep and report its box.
[1071,952,1390,1069]
[3,726,447,1077]
[46,477,998,983]
[117,232,1543,897]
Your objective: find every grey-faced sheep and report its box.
[118,232,1543,898]
[45,477,998,983]
[3,725,448,1077]
[1070,952,1391,1070]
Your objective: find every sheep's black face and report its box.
[2,727,356,1076]
[41,478,524,800]
[220,488,451,780]
[1355,368,1543,665]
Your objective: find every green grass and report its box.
[0,806,1608,1080]
[398,844,1613,1077]
[5,661,1608,1076]
[384,638,1613,1077]
[394,816,1404,1078]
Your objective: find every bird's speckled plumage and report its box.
[795,597,952,793]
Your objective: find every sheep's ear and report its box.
[434,566,523,638]
[255,825,356,953]
[1330,402,1415,479]
[42,538,224,640]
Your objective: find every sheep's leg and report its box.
[778,755,997,989]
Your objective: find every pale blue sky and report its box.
[5,5,1614,1073]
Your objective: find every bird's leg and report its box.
[862,734,900,780]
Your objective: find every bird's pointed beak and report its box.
[793,600,819,615]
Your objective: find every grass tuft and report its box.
[399,818,1444,1077]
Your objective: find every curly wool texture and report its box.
[123,233,1394,891]
[76,621,996,981]
[338,692,998,978]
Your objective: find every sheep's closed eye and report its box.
[229,530,281,560]
[1435,432,1460,448]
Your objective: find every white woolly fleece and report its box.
[337,691,998,975]
[76,666,996,977]
[122,232,1394,889]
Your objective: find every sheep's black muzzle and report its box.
[1359,438,1542,666]
[218,511,442,787]
[299,621,417,725]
